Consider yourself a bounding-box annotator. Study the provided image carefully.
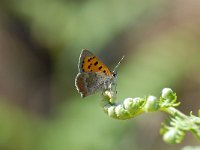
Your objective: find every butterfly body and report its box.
[75,49,116,98]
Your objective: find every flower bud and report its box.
[123,97,144,115]
[115,104,130,119]
[107,106,117,118]
[104,90,116,103]
[161,88,174,101]
[144,96,159,112]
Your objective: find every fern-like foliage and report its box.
[100,88,200,144]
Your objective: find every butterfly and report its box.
[75,49,123,98]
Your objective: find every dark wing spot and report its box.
[103,70,106,73]
[82,60,85,63]
[92,56,95,59]
[90,70,93,72]
[88,58,92,62]
[98,66,102,70]
[94,61,98,66]
[88,65,91,69]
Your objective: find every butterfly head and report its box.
[108,55,124,93]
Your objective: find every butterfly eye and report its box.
[113,73,117,77]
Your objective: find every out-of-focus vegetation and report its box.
[0,0,200,150]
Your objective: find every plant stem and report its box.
[160,107,187,118]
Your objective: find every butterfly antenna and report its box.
[113,55,125,75]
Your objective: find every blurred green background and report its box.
[0,0,200,150]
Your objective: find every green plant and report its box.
[100,88,200,144]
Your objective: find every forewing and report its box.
[78,49,112,76]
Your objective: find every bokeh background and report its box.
[0,0,200,150]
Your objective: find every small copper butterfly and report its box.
[75,49,124,98]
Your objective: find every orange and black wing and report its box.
[78,49,112,76]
